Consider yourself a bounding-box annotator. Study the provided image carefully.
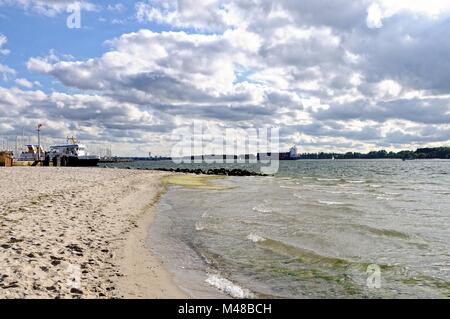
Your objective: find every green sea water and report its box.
[107,160,450,298]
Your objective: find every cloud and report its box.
[314,97,450,125]
[0,86,166,148]
[135,0,232,31]
[0,33,10,55]
[15,78,34,89]
[1,0,450,155]
[367,3,383,28]
[107,3,126,13]
[369,0,450,26]
[0,35,14,79]
[0,63,15,80]
[0,0,97,16]
[27,29,267,103]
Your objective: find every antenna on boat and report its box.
[67,136,78,145]
[37,123,43,161]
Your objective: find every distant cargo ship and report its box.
[257,145,300,161]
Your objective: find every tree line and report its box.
[299,147,450,160]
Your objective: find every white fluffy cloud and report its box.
[35,29,260,92]
[15,78,34,89]
[366,3,383,29]
[0,63,15,80]
[367,1,450,29]
[136,0,233,31]
[0,33,10,55]
[0,0,97,16]
[107,3,126,13]
[26,28,299,121]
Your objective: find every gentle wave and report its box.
[279,185,299,190]
[252,205,272,213]
[318,200,345,206]
[385,192,401,196]
[257,238,354,268]
[205,274,254,298]
[376,196,393,201]
[353,224,410,239]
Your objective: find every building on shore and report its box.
[0,151,13,167]
[290,145,299,159]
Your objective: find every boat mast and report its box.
[37,124,43,160]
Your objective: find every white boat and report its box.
[47,137,100,167]
[18,145,45,161]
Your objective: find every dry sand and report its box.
[0,167,187,299]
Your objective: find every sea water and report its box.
[110,160,450,298]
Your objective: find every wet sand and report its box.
[0,167,186,299]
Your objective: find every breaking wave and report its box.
[206,274,254,299]
[247,233,266,243]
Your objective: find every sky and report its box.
[1,0,450,156]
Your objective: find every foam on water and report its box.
[247,233,266,243]
[318,200,345,206]
[195,221,205,231]
[376,195,393,201]
[252,205,272,213]
[205,274,254,298]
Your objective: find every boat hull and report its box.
[67,157,99,167]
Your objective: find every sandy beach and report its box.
[0,167,186,299]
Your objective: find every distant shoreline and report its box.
[98,146,450,163]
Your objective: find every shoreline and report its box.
[0,167,187,299]
[114,175,187,298]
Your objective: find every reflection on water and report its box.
[143,160,450,298]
